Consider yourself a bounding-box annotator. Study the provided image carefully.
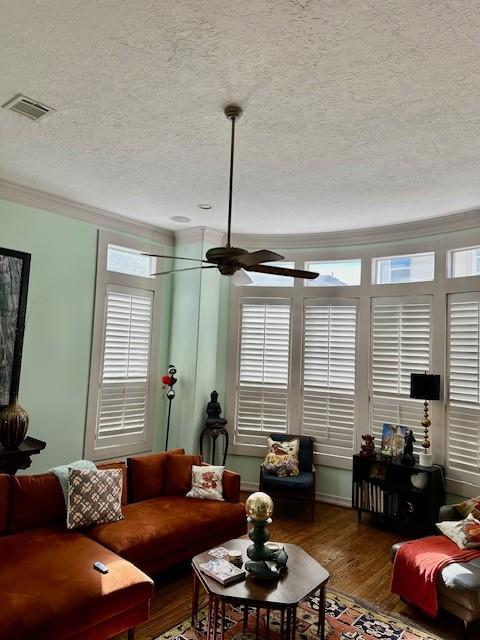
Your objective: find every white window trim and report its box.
[225,228,480,491]
[84,230,164,460]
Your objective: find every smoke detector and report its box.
[2,94,55,121]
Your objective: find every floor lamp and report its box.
[410,373,440,467]
[162,365,177,451]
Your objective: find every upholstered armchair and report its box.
[259,433,316,521]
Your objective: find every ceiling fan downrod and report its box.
[224,104,243,248]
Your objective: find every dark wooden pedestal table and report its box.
[0,436,46,474]
[192,539,330,640]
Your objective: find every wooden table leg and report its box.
[291,606,297,640]
[220,600,225,640]
[266,608,270,639]
[207,596,213,640]
[243,605,248,633]
[280,609,285,640]
[318,585,326,640]
[286,607,291,640]
[191,570,199,625]
[255,607,260,639]
[213,597,219,640]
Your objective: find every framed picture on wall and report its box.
[0,247,31,410]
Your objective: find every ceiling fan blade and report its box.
[152,265,217,276]
[232,269,253,286]
[234,249,285,267]
[143,253,211,264]
[245,264,319,279]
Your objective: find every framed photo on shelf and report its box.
[381,423,407,456]
[0,247,31,410]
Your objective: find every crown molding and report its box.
[175,226,225,246]
[0,179,174,245]
[231,209,480,249]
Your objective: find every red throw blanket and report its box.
[391,535,480,617]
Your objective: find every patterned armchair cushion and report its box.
[67,468,124,530]
[267,436,299,459]
[262,452,299,477]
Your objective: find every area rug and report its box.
[155,589,442,640]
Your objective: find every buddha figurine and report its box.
[206,390,227,426]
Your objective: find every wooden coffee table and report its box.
[191,539,330,640]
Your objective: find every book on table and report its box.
[199,558,245,585]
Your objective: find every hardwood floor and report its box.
[117,498,466,640]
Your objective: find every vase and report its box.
[0,396,29,449]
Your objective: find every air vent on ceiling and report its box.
[2,94,55,121]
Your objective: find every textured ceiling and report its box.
[2,1,480,234]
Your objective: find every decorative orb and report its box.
[167,389,176,399]
[245,492,274,522]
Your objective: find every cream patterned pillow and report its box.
[186,465,224,501]
[437,513,480,549]
[267,437,299,459]
[67,468,124,529]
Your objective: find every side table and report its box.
[0,436,46,474]
[199,424,229,465]
[191,539,330,640]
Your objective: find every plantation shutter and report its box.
[234,300,291,447]
[447,294,480,489]
[370,297,432,449]
[95,284,154,451]
[302,300,357,464]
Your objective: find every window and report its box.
[447,294,480,490]
[305,259,361,286]
[370,297,432,450]
[244,262,295,287]
[373,252,434,284]
[302,301,357,463]
[234,301,291,447]
[85,232,161,460]
[96,286,153,452]
[448,246,480,278]
[107,244,155,278]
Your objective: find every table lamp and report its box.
[410,373,440,467]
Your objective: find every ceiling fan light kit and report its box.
[148,104,319,282]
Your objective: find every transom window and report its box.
[448,245,480,278]
[373,252,434,284]
[107,244,155,278]
[244,262,295,287]
[305,259,361,286]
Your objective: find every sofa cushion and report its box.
[163,453,202,495]
[9,472,65,533]
[86,495,246,569]
[67,468,124,530]
[127,448,184,502]
[0,526,153,640]
[0,474,9,535]
[97,460,128,505]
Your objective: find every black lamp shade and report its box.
[410,373,440,400]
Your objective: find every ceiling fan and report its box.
[147,104,319,284]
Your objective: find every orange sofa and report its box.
[0,450,246,640]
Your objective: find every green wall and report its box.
[167,236,221,455]
[0,198,171,472]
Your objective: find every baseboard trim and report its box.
[240,482,351,509]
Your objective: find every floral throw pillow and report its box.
[186,465,224,501]
[266,437,299,459]
[67,468,124,530]
[437,513,480,549]
[262,452,299,477]
[454,496,480,520]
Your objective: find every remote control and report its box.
[93,561,109,574]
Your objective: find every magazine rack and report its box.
[352,453,445,535]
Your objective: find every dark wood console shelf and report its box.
[0,436,46,475]
[352,453,445,536]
